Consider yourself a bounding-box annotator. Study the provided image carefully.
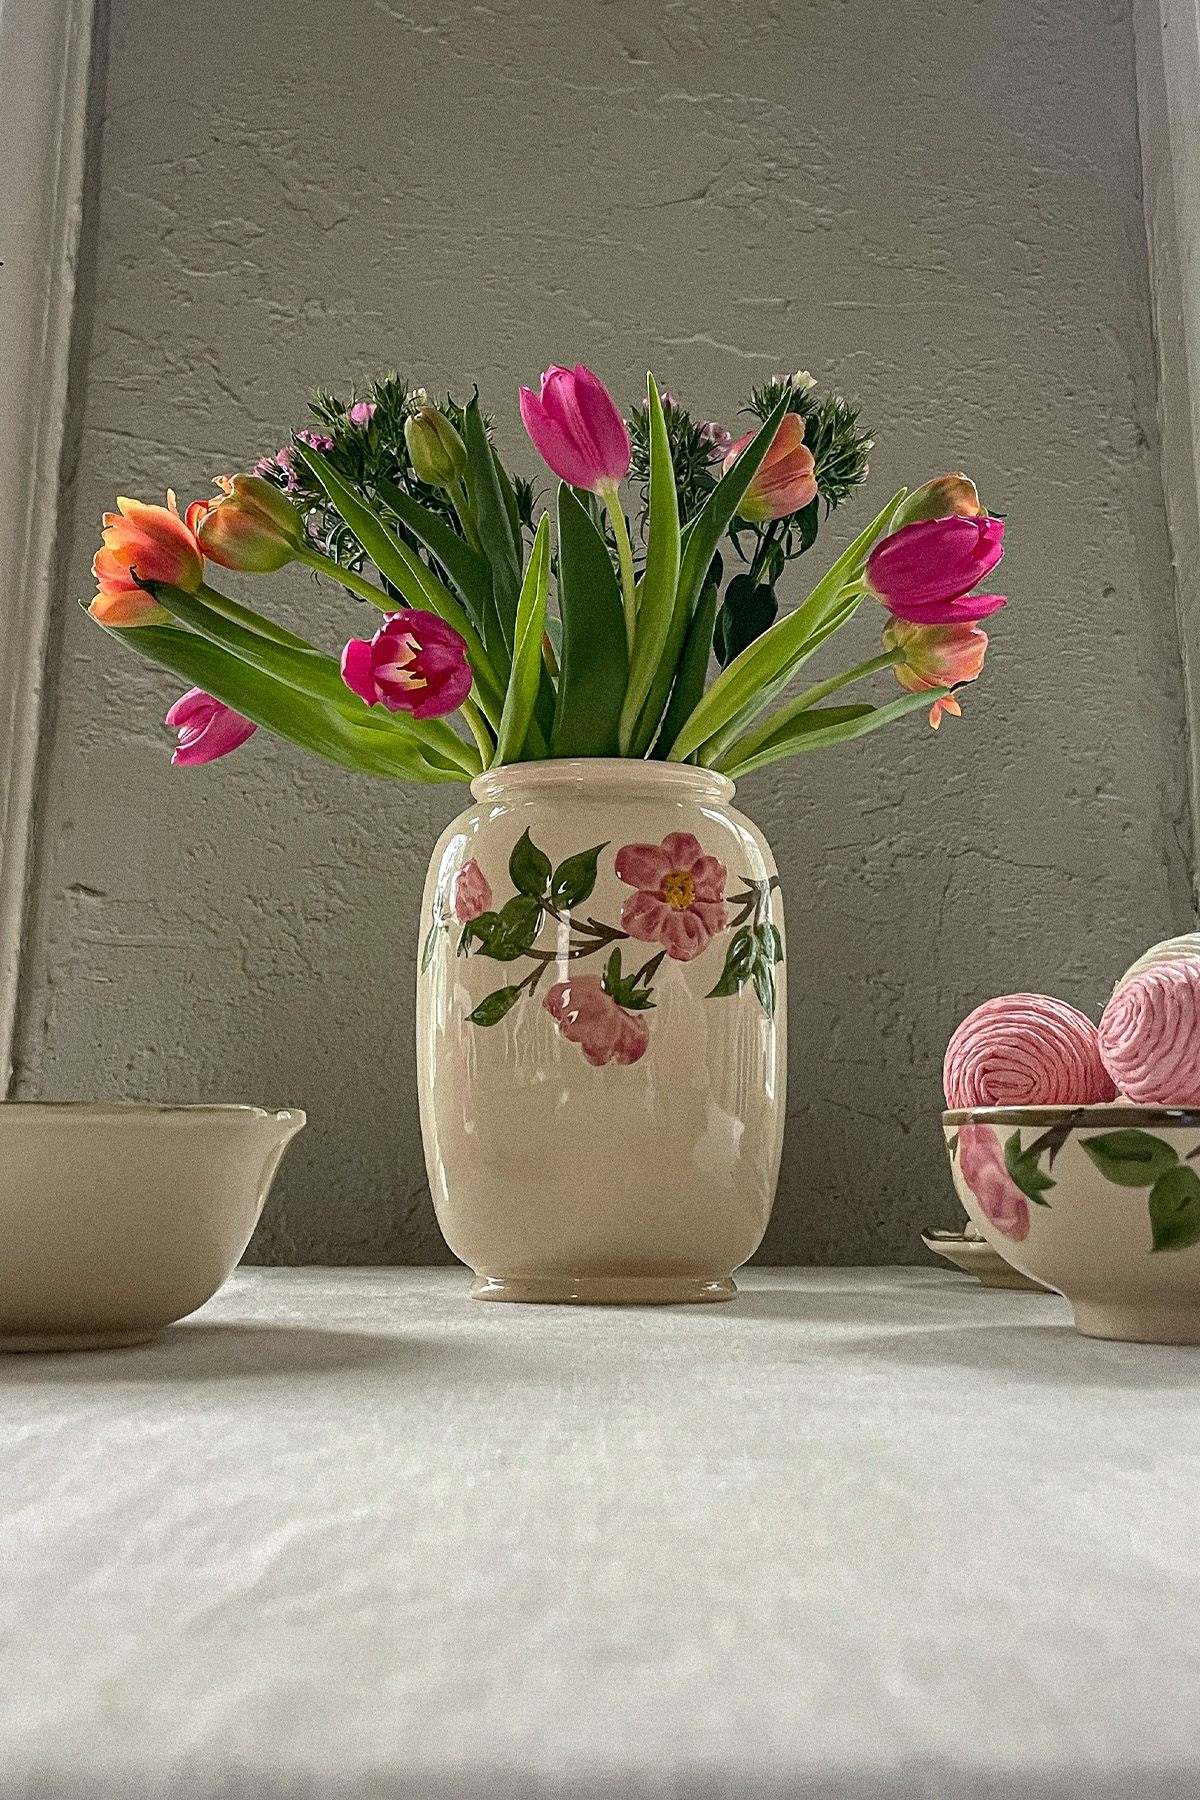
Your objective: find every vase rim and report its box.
[470,758,736,804]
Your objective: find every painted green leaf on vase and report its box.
[467,986,524,1027]
[1079,1130,1179,1188]
[509,828,552,897]
[551,843,607,911]
[1148,1165,1200,1252]
[459,894,542,962]
[1003,1131,1056,1206]
[707,927,759,999]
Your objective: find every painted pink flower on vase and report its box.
[956,1124,1030,1242]
[452,860,492,923]
[341,610,473,720]
[615,832,728,962]
[543,976,650,1067]
[165,688,257,766]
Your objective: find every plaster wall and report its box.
[11,0,1192,1264]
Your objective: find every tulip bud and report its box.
[889,474,985,531]
[190,474,305,573]
[404,406,468,489]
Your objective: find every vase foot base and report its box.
[1071,1301,1200,1345]
[469,1274,739,1306]
[0,1327,163,1354]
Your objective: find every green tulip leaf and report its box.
[650,571,722,762]
[713,575,778,669]
[93,617,465,783]
[717,688,943,779]
[631,393,793,758]
[551,483,628,757]
[1148,1165,1200,1252]
[493,514,550,767]
[619,374,682,751]
[668,486,907,764]
[375,477,491,633]
[509,828,552,897]
[1079,1131,1180,1188]
[467,986,525,1027]
[462,396,522,662]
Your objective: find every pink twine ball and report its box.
[1099,958,1200,1104]
[943,993,1117,1108]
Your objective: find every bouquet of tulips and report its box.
[88,364,1006,779]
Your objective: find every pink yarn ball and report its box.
[943,992,1117,1108]
[1099,958,1200,1104]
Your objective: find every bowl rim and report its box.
[943,1104,1200,1126]
[0,1102,303,1120]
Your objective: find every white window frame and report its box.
[0,0,98,1090]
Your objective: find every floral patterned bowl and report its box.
[944,1106,1200,1343]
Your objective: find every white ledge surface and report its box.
[3,1266,1200,1800]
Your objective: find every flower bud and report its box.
[404,406,468,488]
[889,474,985,531]
[189,474,305,573]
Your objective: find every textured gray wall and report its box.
[12,0,1192,1264]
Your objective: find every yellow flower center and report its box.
[662,869,695,910]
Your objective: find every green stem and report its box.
[748,522,778,587]
[711,647,905,772]
[449,479,483,554]
[601,483,638,658]
[781,647,904,713]
[460,695,495,766]
[297,548,394,611]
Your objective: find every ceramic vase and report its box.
[416,759,786,1303]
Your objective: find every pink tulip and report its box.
[452,860,492,923]
[722,412,818,522]
[543,975,650,1067]
[518,365,631,494]
[165,688,257,766]
[341,610,473,720]
[615,831,729,963]
[865,516,1006,626]
[90,492,203,625]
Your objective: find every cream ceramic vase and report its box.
[416,760,786,1303]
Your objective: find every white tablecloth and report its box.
[2,1267,1199,1799]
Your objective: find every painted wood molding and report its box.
[0,0,98,1090]
[1135,0,1200,907]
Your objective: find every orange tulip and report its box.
[188,473,305,573]
[883,616,988,728]
[723,412,818,523]
[90,492,202,625]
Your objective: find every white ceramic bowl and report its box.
[0,1103,305,1351]
[944,1105,1200,1342]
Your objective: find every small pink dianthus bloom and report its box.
[341,610,473,720]
[165,688,257,766]
[956,1123,1030,1242]
[452,860,492,923]
[615,831,728,963]
[865,515,1006,626]
[518,364,631,495]
[349,401,377,428]
[543,975,650,1068]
